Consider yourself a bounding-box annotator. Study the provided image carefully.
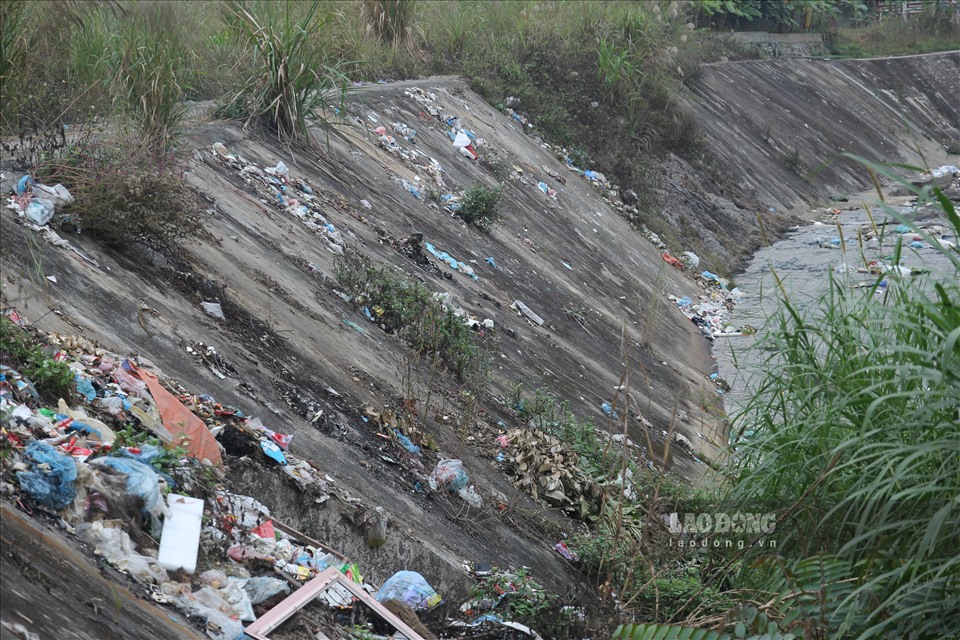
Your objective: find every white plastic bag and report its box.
[25,198,55,225]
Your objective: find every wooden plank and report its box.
[245,567,426,640]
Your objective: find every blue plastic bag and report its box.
[90,456,165,522]
[16,441,77,510]
[376,571,441,610]
[76,374,97,402]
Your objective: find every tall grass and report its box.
[220,0,349,144]
[114,3,187,154]
[720,166,960,638]
[360,0,418,51]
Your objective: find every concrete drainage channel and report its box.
[1,52,958,639]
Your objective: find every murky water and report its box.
[715,198,957,418]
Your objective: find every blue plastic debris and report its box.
[362,306,376,322]
[425,242,479,280]
[16,441,77,510]
[677,297,692,307]
[894,225,911,233]
[342,317,366,333]
[701,271,720,282]
[601,402,618,419]
[56,413,105,440]
[76,374,97,402]
[17,175,34,195]
[486,256,498,268]
[393,430,421,455]
[909,241,924,249]
[538,182,550,194]
[260,440,287,465]
[90,456,165,521]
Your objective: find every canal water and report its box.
[714,194,958,420]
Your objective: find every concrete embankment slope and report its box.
[688,51,960,213]
[1,77,721,607]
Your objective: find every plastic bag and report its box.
[429,458,468,493]
[222,579,256,622]
[200,569,229,587]
[25,198,55,225]
[89,456,169,528]
[77,521,168,584]
[32,183,74,208]
[176,590,245,640]
[241,576,290,604]
[113,367,149,398]
[58,398,116,445]
[375,571,441,610]
[128,400,175,445]
[366,506,388,547]
[457,485,483,508]
[16,441,77,510]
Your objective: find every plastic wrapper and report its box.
[241,576,290,604]
[77,522,168,584]
[176,590,245,640]
[89,456,169,528]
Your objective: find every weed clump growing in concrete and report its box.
[335,256,486,378]
[458,182,503,231]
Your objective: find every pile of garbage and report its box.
[0,313,373,639]
[207,143,346,256]
[2,309,565,640]
[4,174,74,226]
[669,280,749,340]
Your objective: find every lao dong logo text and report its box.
[663,512,778,549]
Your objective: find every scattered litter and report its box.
[510,300,544,326]
[201,301,225,320]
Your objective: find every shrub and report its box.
[334,255,486,378]
[37,133,204,252]
[458,182,503,231]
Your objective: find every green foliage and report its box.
[722,166,960,638]
[0,0,29,106]
[334,255,486,379]
[469,567,557,626]
[220,0,349,144]
[826,7,960,58]
[0,317,75,403]
[614,612,796,640]
[458,182,503,231]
